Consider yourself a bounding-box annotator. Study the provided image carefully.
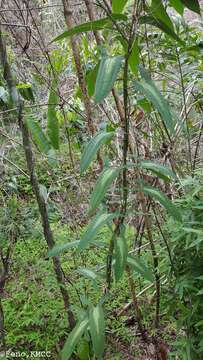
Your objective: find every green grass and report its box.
[1,204,178,359]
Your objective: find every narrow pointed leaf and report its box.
[140,16,183,43]
[142,184,182,222]
[169,0,184,15]
[47,79,59,149]
[151,0,174,30]
[52,15,127,42]
[61,316,89,360]
[140,161,176,182]
[180,0,200,14]
[77,339,90,360]
[112,0,128,13]
[89,167,120,215]
[80,131,114,173]
[127,256,154,282]
[134,67,175,136]
[129,38,139,75]
[26,118,51,154]
[115,231,128,282]
[17,83,35,102]
[78,212,115,251]
[48,241,79,257]
[76,267,98,281]
[94,55,123,103]
[86,63,100,97]
[89,304,105,359]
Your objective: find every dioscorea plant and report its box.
[0,0,202,358]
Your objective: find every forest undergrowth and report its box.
[0,1,203,359]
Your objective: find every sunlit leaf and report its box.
[94,55,123,103]
[89,304,105,359]
[80,131,114,173]
[61,316,89,360]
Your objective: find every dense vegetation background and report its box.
[0,0,203,359]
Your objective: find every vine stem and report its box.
[0,27,76,331]
[106,0,136,290]
[175,47,192,173]
[126,266,149,342]
[138,190,160,329]
[19,106,76,330]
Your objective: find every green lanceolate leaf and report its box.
[115,229,128,282]
[140,16,183,43]
[52,15,127,42]
[142,183,182,222]
[134,66,175,136]
[129,38,139,75]
[47,79,59,149]
[80,131,114,173]
[78,212,115,251]
[16,83,35,102]
[140,160,176,182]
[169,0,184,15]
[89,167,120,215]
[89,304,105,359]
[76,339,90,360]
[26,118,51,154]
[61,316,89,360]
[94,55,123,103]
[150,0,174,31]
[76,267,99,281]
[127,256,154,282]
[180,0,201,14]
[48,241,79,257]
[86,63,100,97]
[112,0,128,13]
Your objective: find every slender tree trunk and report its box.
[0,28,76,331]
[0,298,5,351]
[19,107,76,330]
[62,0,104,169]
[61,0,95,135]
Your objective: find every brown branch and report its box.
[19,107,76,330]
[62,0,95,135]
[0,27,76,331]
